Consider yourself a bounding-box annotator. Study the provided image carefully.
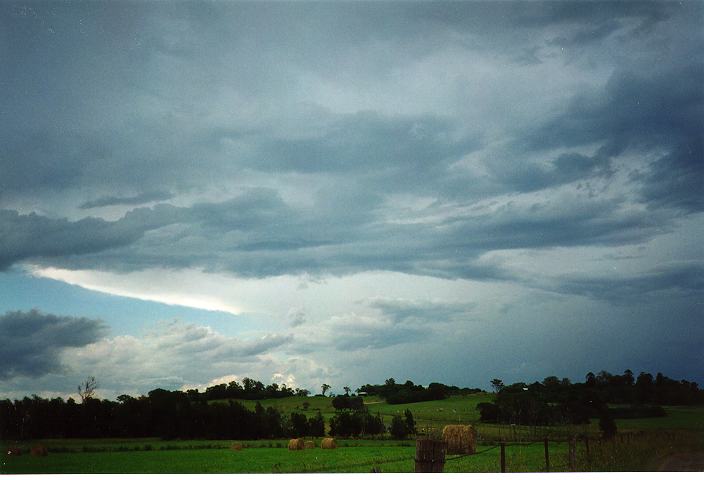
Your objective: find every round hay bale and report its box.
[230,443,243,451]
[30,445,48,457]
[304,440,315,449]
[288,438,305,450]
[442,425,477,454]
[7,447,22,456]
[321,437,337,449]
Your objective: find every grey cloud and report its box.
[222,112,479,174]
[288,311,432,354]
[287,308,306,328]
[368,298,477,324]
[530,64,703,151]
[635,139,703,212]
[486,148,614,194]
[552,264,704,303]
[149,321,292,360]
[2,0,703,396]
[237,334,292,357]
[0,309,107,380]
[525,61,704,212]
[550,19,622,47]
[0,207,170,270]
[2,185,673,281]
[79,191,173,209]
[512,1,675,30]
[0,319,294,398]
[440,196,666,253]
[328,315,425,352]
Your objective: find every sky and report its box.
[1,1,702,400]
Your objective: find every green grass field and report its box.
[2,441,571,474]
[3,394,703,473]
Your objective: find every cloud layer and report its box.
[1,1,702,396]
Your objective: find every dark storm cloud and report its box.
[486,148,615,194]
[222,112,479,175]
[79,191,173,209]
[0,185,673,280]
[0,1,700,280]
[511,1,675,31]
[0,1,702,396]
[410,1,672,32]
[549,19,623,47]
[526,61,704,212]
[553,264,704,303]
[0,207,170,270]
[0,309,107,380]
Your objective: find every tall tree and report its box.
[490,378,504,393]
[77,377,97,403]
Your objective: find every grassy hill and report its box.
[212,392,491,427]
[212,393,704,441]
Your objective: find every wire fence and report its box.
[293,452,411,473]
[295,438,549,473]
[294,431,686,473]
[445,444,500,462]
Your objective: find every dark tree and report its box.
[490,378,504,393]
[308,411,325,437]
[390,415,408,439]
[332,395,364,411]
[289,412,308,437]
[404,409,416,435]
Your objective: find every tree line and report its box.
[0,388,322,440]
[0,386,418,440]
[358,378,482,404]
[193,378,308,401]
[477,369,703,431]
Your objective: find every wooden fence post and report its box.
[500,442,506,473]
[584,435,591,469]
[568,436,576,472]
[415,438,446,473]
[544,438,550,472]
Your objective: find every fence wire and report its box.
[445,444,500,462]
[297,452,412,473]
[287,438,553,473]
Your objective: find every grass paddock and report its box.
[2,395,702,473]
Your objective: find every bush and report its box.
[390,415,408,439]
[332,396,364,410]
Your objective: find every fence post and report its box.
[568,436,576,472]
[543,437,550,472]
[500,442,506,473]
[584,435,590,469]
[415,438,446,473]
[544,438,550,472]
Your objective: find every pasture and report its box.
[2,439,568,474]
[222,393,704,441]
[3,395,703,473]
